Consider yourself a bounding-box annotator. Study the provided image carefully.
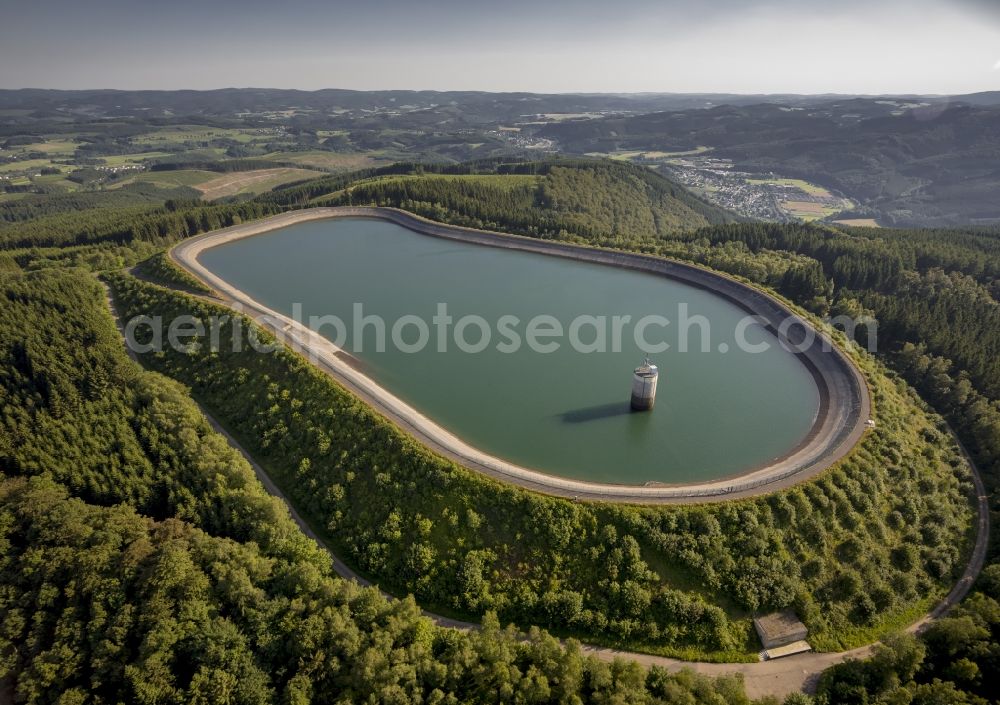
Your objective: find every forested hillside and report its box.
[106,239,973,660]
[0,158,998,703]
[1,159,731,250]
[283,167,1000,700]
[663,223,1000,497]
[539,102,1000,227]
[0,183,201,225]
[0,268,760,704]
[0,199,279,250]
[319,160,732,239]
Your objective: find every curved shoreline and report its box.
[171,206,871,504]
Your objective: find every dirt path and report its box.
[101,262,990,699]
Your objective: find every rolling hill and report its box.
[540,100,1000,227]
[317,158,736,240]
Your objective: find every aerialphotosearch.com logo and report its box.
[124,301,878,359]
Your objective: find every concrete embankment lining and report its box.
[170,206,871,504]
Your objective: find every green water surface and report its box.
[199,217,821,484]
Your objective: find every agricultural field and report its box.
[0,120,342,206]
[195,167,324,199]
[834,218,882,227]
[130,125,283,146]
[110,169,219,190]
[112,167,325,200]
[0,134,183,196]
[10,139,79,155]
[588,146,714,161]
[783,200,847,221]
[746,177,830,196]
[98,152,174,166]
[262,150,392,171]
[0,158,53,174]
[30,170,80,191]
[784,201,828,218]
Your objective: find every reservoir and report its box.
[198,217,822,485]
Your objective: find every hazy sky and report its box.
[1,0,999,94]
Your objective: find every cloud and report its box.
[965,0,1000,17]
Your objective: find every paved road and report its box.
[103,269,990,700]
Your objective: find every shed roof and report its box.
[753,609,808,643]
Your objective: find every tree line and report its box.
[0,200,279,250]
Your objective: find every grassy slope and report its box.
[112,169,219,189]
[266,150,392,171]
[196,168,325,200]
[112,168,325,200]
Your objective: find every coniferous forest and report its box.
[105,270,971,661]
[1,158,1000,704]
